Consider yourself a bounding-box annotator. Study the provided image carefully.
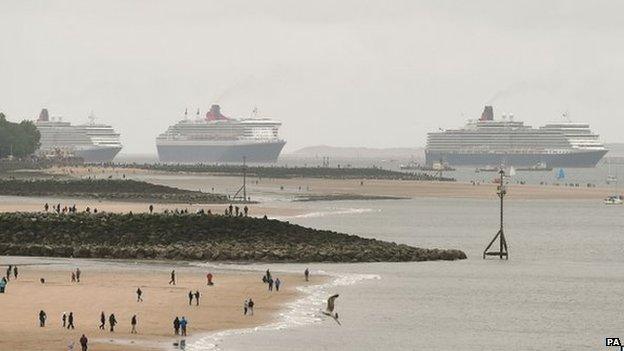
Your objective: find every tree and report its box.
[0,113,41,158]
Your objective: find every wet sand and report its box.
[0,260,318,351]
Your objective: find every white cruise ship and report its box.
[35,109,122,162]
[156,105,286,163]
[425,106,608,167]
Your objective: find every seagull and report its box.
[322,294,341,325]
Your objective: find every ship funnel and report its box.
[205,104,230,121]
[480,106,494,121]
[38,108,49,122]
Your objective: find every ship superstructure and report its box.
[156,105,286,163]
[35,109,122,162]
[425,106,607,167]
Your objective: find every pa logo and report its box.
[606,338,622,350]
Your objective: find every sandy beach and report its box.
[0,260,318,351]
[42,166,615,201]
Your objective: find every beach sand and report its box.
[0,261,317,351]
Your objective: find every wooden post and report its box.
[483,169,509,259]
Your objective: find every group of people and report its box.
[262,269,282,292]
[172,316,188,336]
[188,290,201,306]
[224,204,249,217]
[70,268,82,283]
[243,298,255,315]
[44,203,99,214]
[1,265,18,293]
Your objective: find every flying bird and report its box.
[322,294,341,325]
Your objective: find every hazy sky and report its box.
[1,0,623,154]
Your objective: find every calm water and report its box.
[185,197,624,351]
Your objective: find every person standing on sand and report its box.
[275,278,281,292]
[136,288,143,302]
[79,334,88,351]
[173,317,180,335]
[207,272,213,286]
[180,317,188,336]
[169,270,176,285]
[44,203,49,212]
[13,266,18,279]
[248,299,254,315]
[194,291,200,306]
[268,277,274,291]
[131,315,138,334]
[188,291,193,305]
[99,312,105,330]
[71,272,76,283]
[6,265,11,281]
[0,277,6,293]
[76,268,81,283]
[243,299,248,315]
[244,206,248,216]
[149,204,154,214]
[109,314,117,332]
[39,310,47,327]
[305,268,310,282]
[62,312,67,328]
[67,312,75,329]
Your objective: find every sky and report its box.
[1,0,623,154]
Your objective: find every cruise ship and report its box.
[425,106,608,167]
[156,105,286,163]
[35,109,122,162]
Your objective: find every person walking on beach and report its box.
[173,317,180,335]
[243,299,249,315]
[109,314,117,332]
[180,317,188,336]
[13,266,18,279]
[188,291,193,305]
[304,268,309,282]
[62,312,67,328]
[6,265,11,281]
[79,334,88,351]
[131,315,138,334]
[149,204,154,214]
[275,278,281,292]
[194,291,200,306]
[268,277,274,291]
[71,272,76,283]
[0,276,6,293]
[247,299,254,315]
[136,288,143,302]
[44,203,49,212]
[169,270,176,285]
[76,268,81,283]
[266,269,271,282]
[99,312,105,330]
[207,272,213,286]
[39,310,47,327]
[67,312,75,329]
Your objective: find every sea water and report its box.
[186,197,624,351]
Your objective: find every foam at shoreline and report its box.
[186,263,379,351]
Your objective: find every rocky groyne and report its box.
[0,179,230,203]
[0,212,467,263]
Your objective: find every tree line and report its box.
[0,113,40,158]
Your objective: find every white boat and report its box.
[604,195,623,205]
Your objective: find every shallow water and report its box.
[185,197,624,351]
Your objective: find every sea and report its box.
[126,162,624,351]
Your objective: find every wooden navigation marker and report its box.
[483,169,509,259]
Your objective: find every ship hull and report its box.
[156,141,286,163]
[75,146,122,163]
[425,149,608,168]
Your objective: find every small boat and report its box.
[604,195,624,205]
[517,162,552,172]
